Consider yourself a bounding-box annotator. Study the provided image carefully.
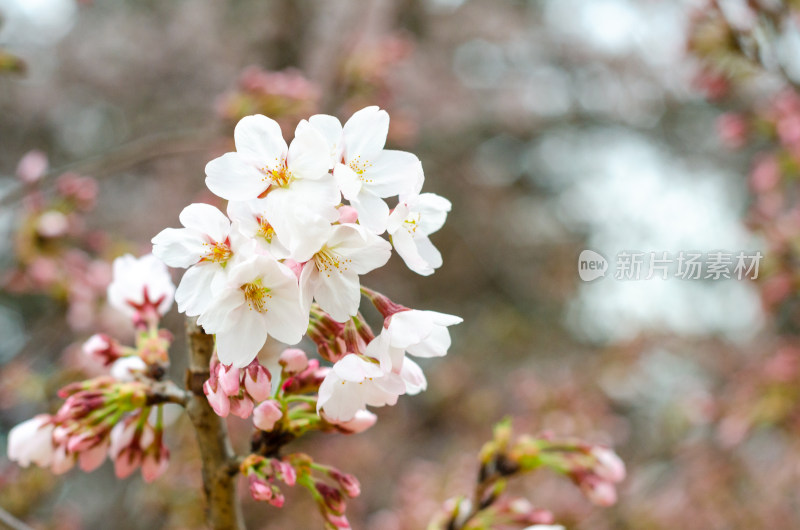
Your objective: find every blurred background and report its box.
[2,0,800,528]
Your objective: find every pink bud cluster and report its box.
[203,358,272,422]
[109,414,169,482]
[568,446,627,507]
[4,151,110,333]
[241,454,298,508]
[291,455,361,530]
[7,375,171,482]
[216,66,320,126]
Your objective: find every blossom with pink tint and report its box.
[387,193,451,276]
[325,409,378,434]
[716,113,747,149]
[317,354,405,422]
[109,356,147,382]
[333,106,424,233]
[203,376,230,417]
[253,400,283,431]
[299,224,392,322]
[197,254,307,367]
[82,333,123,366]
[107,254,175,325]
[7,415,55,468]
[152,203,246,317]
[279,348,309,374]
[16,149,48,183]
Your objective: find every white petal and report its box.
[151,228,206,268]
[175,264,219,316]
[308,114,343,168]
[400,357,427,395]
[392,229,434,276]
[178,203,231,243]
[333,225,392,274]
[415,193,451,235]
[406,326,451,358]
[313,269,361,322]
[205,152,268,201]
[333,354,385,382]
[342,106,389,161]
[363,150,423,198]
[215,307,269,367]
[333,162,363,200]
[233,114,287,168]
[351,191,390,234]
[289,121,331,180]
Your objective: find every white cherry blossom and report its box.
[299,224,392,322]
[205,115,340,248]
[197,254,307,367]
[152,203,249,316]
[387,193,451,276]
[333,106,423,233]
[107,254,175,320]
[317,354,405,422]
[384,309,462,358]
[7,415,55,468]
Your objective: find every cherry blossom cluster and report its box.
[152,106,461,423]
[7,254,182,483]
[430,419,626,530]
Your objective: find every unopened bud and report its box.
[279,348,309,374]
[253,400,283,432]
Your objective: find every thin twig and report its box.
[0,127,220,208]
[0,505,34,530]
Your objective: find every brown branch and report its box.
[184,317,245,530]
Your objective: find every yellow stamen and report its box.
[241,279,272,313]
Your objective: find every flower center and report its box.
[259,159,292,188]
[403,212,421,235]
[348,155,373,183]
[201,240,233,264]
[314,246,352,277]
[256,217,275,243]
[241,279,271,313]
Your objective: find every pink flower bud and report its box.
[590,446,626,483]
[78,440,109,472]
[330,470,360,498]
[114,450,141,479]
[253,400,283,432]
[141,450,169,483]
[272,459,297,486]
[317,482,346,515]
[51,445,76,475]
[279,348,309,374]
[580,476,618,507]
[326,514,351,529]
[337,205,359,224]
[249,475,273,502]
[218,364,241,396]
[16,150,48,184]
[230,395,254,419]
[245,362,272,403]
[204,380,230,417]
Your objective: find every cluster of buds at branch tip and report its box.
[241,454,298,508]
[109,411,170,482]
[290,453,359,529]
[204,357,272,419]
[434,419,625,529]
